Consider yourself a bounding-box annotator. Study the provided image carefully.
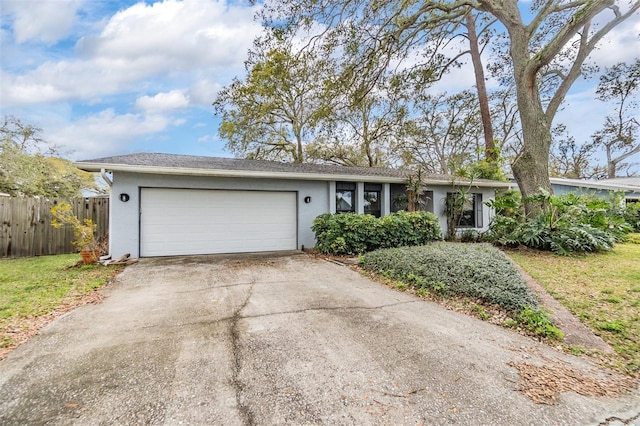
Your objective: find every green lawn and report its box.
[507,237,640,376]
[0,254,122,353]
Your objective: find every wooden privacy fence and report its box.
[0,196,109,258]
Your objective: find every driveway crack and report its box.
[599,411,640,425]
[230,279,256,426]
[240,300,421,320]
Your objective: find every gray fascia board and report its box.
[549,177,639,192]
[74,162,513,188]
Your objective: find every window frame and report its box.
[448,192,483,228]
[336,182,356,213]
[363,183,382,217]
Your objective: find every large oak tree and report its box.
[262,0,640,213]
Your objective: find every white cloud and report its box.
[189,78,224,106]
[47,108,173,159]
[1,0,261,107]
[2,0,84,44]
[197,134,215,143]
[587,15,640,67]
[79,0,258,68]
[135,90,190,112]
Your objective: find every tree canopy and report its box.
[215,0,639,213]
[214,36,332,163]
[0,116,98,198]
[591,59,640,178]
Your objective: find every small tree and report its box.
[444,190,471,240]
[51,202,100,262]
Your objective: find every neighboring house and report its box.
[75,153,512,258]
[550,177,640,202]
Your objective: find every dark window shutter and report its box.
[475,193,483,228]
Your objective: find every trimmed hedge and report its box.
[312,211,442,255]
[360,242,539,313]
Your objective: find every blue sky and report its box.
[1,0,639,166]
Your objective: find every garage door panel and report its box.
[140,189,297,256]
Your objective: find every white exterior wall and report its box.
[110,172,329,258]
[108,171,498,258]
[429,186,496,235]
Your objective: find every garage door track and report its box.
[0,253,638,425]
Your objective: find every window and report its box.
[390,184,433,213]
[364,183,382,217]
[336,182,356,213]
[449,193,483,228]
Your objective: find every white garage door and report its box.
[140,188,297,256]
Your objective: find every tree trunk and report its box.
[295,132,304,163]
[509,27,553,215]
[466,12,496,162]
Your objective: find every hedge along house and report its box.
[75,153,513,258]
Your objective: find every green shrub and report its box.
[312,211,442,255]
[460,229,480,243]
[486,190,630,255]
[623,202,640,232]
[360,243,538,313]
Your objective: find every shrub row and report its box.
[312,211,442,255]
[486,190,633,255]
[360,242,539,313]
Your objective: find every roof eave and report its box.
[74,162,407,183]
[74,161,514,188]
[549,177,640,192]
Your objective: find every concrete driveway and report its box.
[0,253,638,425]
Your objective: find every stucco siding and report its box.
[108,172,498,258]
[429,186,495,234]
[110,172,329,258]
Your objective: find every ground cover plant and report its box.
[0,254,122,357]
[360,242,562,339]
[312,211,442,255]
[507,237,640,377]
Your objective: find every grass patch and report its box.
[360,242,562,340]
[507,237,640,376]
[0,254,123,354]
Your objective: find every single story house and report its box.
[75,153,512,258]
[550,177,640,202]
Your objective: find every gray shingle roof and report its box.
[76,152,511,187]
[79,152,412,178]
